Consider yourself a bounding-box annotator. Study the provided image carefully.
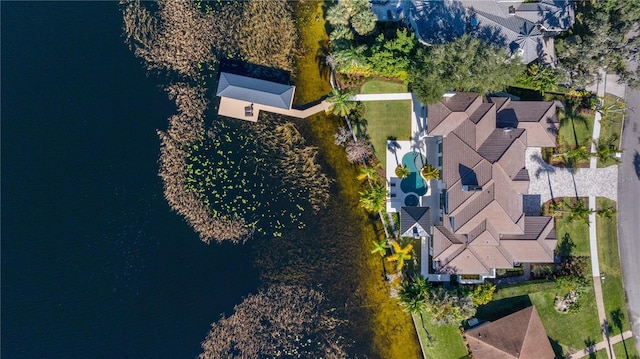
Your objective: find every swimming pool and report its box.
[400,152,428,197]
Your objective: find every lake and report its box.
[1,2,260,357]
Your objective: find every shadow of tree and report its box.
[583,337,597,358]
[633,150,640,179]
[611,309,629,358]
[557,232,576,258]
[475,295,532,322]
[549,336,564,358]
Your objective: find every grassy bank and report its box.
[597,94,624,168]
[614,338,639,359]
[359,79,412,167]
[596,198,633,338]
[413,313,468,359]
[280,2,422,357]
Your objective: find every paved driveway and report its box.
[525,147,618,205]
[618,85,640,350]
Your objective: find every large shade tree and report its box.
[409,35,525,104]
[556,0,640,89]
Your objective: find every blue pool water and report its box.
[400,152,428,196]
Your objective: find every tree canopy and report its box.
[326,0,377,36]
[556,0,640,88]
[409,35,524,104]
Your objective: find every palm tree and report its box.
[325,4,350,26]
[387,241,413,271]
[594,138,622,165]
[399,276,432,339]
[420,164,440,181]
[371,239,390,257]
[359,185,387,213]
[564,198,593,224]
[395,164,411,179]
[350,9,377,35]
[563,146,592,170]
[357,163,381,182]
[597,206,617,219]
[326,88,356,118]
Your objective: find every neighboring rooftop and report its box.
[427,93,558,275]
[404,0,575,63]
[466,306,555,359]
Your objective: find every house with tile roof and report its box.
[400,0,574,64]
[466,306,555,359]
[427,92,558,280]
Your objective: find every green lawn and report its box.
[592,348,611,359]
[597,94,625,168]
[613,338,640,359]
[555,212,591,257]
[413,313,469,359]
[359,79,412,167]
[557,108,595,150]
[476,280,601,357]
[596,198,632,337]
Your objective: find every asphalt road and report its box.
[618,85,640,349]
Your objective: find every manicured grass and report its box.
[555,212,591,257]
[413,313,469,359]
[557,108,595,150]
[596,198,632,336]
[613,338,640,359]
[477,280,601,357]
[593,348,611,359]
[359,79,412,167]
[597,94,624,168]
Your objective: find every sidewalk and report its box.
[567,330,634,359]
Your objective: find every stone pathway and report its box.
[525,147,618,204]
[567,330,634,359]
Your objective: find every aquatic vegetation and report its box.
[183,114,329,238]
[200,284,346,359]
[121,0,217,79]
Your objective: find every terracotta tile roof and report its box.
[477,128,526,163]
[443,92,482,113]
[489,96,511,111]
[470,245,513,269]
[441,248,488,274]
[433,225,465,262]
[467,306,555,359]
[427,93,557,275]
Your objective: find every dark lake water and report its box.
[2,2,260,357]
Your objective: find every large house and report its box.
[428,93,558,279]
[466,306,555,358]
[376,0,574,64]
